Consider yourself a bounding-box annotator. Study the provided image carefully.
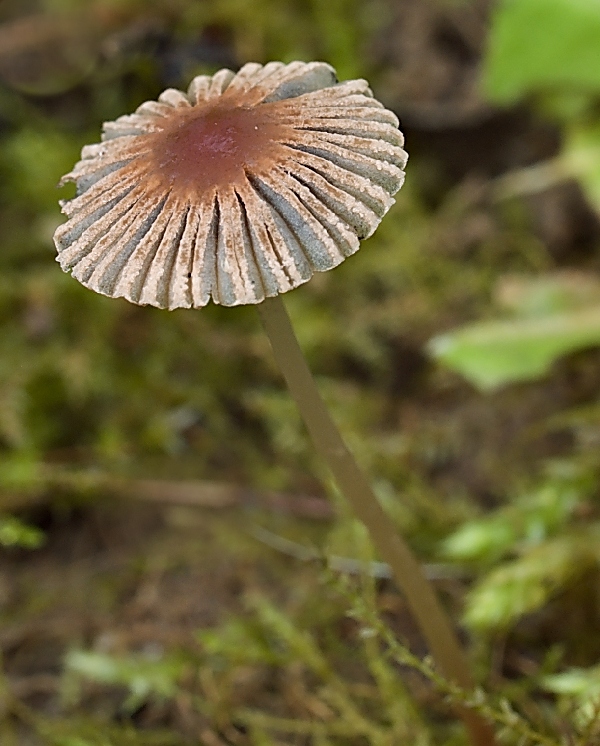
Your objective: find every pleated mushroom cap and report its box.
[54,61,408,309]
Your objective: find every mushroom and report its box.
[54,61,493,745]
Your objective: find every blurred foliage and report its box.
[440,458,600,633]
[443,460,591,567]
[424,5,600,739]
[50,584,435,745]
[483,0,600,104]
[563,121,600,212]
[0,514,45,548]
[59,582,577,746]
[1,0,600,744]
[64,649,188,712]
[541,666,600,738]
[433,0,600,390]
[429,272,600,390]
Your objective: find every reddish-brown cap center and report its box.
[146,101,288,194]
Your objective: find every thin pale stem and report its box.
[257,295,495,746]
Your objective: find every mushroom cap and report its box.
[54,61,408,309]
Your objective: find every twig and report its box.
[248,524,470,580]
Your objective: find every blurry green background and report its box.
[3,0,600,744]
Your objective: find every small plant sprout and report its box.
[54,61,494,745]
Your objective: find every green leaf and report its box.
[443,521,517,563]
[542,667,600,696]
[443,459,587,563]
[64,650,186,711]
[428,303,600,390]
[541,666,600,730]
[563,121,600,213]
[463,537,588,630]
[483,0,600,103]
[198,616,288,666]
[0,515,44,549]
[495,271,600,317]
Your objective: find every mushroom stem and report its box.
[257,294,495,746]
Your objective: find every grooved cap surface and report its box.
[54,61,408,309]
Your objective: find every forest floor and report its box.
[1,0,600,744]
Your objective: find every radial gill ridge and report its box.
[54,61,408,309]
